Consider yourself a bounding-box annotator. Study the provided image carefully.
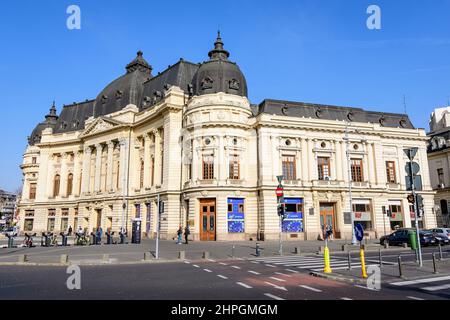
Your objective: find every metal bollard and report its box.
[178,251,186,260]
[144,252,152,261]
[439,244,443,261]
[348,251,352,270]
[231,245,235,258]
[433,253,438,274]
[256,243,261,257]
[294,247,300,255]
[379,249,383,268]
[202,251,210,260]
[398,255,404,278]
[18,255,27,263]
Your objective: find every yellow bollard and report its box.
[360,247,368,279]
[323,246,332,274]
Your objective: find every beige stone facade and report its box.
[18,37,437,241]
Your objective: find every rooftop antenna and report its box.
[403,95,407,115]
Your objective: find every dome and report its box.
[192,32,248,98]
[93,51,152,117]
[28,102,59,145]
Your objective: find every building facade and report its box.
[18,34,437,241]
[428,106,450,227]
[0,190,17,229]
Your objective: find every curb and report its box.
[310,271,368,285]
[0,259,182,267]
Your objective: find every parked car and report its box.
[1,226,19,237]
[429,228,450,241]
[426,229,450,245]
[380,228,436,247]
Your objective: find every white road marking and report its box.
[203,269,213,273]
[237,282,252,289]
[341,297,353,300]
[407,296,425,300]
[184,261,191,264]
[231,266,241,270]
[300,285,322,293]
[236,258,245,261]
[355,285,380,291]
[219,262,228,266]
[217,275,228,280]
[248,271,261,275]
[270,277,286,282]
[422,284,450,292]
[265,264,276,268]
[207,259,216,262]
[285,269,299,273]
[264,282,288,291]
[390,275,450,286]
[264,293,285,301]
[193,265,200,268]
[275,272,291,277]
[250,261,259,264]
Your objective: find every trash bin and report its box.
[409,230,418,250]
[131,219,142,244]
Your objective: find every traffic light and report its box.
[407,194,415,204]
[416,195,424,218]
[277,204,285,218]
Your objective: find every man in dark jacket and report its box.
[184,225,190,244]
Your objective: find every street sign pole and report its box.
[156,194,160,260]
[276,176,284,256]
[406,148,423,268]
[345,124,357,245]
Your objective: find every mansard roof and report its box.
[256,99,415,129]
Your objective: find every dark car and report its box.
[426,230,450,246]
[380,229,436,247]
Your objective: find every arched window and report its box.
[441,200,449,215]
[67,173,73,196]
[53,174,61,197]
[140,160,145,189]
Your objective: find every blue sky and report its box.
[1,0,449,192]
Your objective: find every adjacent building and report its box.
[428,106,450,227]
[0,190,17,229]
[17,33,436,241]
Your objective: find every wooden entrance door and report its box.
[200,199,216,241]
[320,203,337,238]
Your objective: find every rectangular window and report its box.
[32,157,37,164]
[438,168,445,186]
[60,218,68,231]
[229,154,240,180]
[61,209,69,217]
[317,157,330,180]
[202,155,214,180]
[48,209,56,217]
[47,218,55,232]
[386,161,397,184]
[351,159,363,182]
[24,219,34,231]
[282,155,296,181]
[352,202,373,230]
[389,204,404,229]
[29,183,37,200]
[25,210,35,217]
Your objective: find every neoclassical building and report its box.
[428,107,450,227]
[18,34,436,241]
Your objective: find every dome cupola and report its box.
[192,32,248,97]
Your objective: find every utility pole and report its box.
[276,176,284,256]
[156,194,161,260]
[345,123,357,245]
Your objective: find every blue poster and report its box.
[228,198,245,233]
[282,198,304,232]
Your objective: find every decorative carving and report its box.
[315,108,323,118]
[201,77,213,90]
[229,79,240,90]
[379,115,386,126]
[115,90,123,99]
[399,118,408,128]
[347,112,355,122]
[281,105,289,116]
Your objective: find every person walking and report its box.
[184,225,190,244]
[177,226,183,245]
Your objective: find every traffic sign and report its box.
[405,162,420,176]
[355,223,364,242]
[276,186,284,198]
[404,148,418,161]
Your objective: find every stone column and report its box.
[36,149,50,201]
[154,129,162,187]
[46,154,54,198]
[106,142,114,192]
[397,146,406,189]
[73,151,81,197]
[336,140,343,181]
[60,153,69,197]
[218,135,225,182]
[308,139,315,181]
[367,143,375,185]
[143,134,151,188]
[82,147,92,195]
[119,138,129,193]
[301,138,308,183]
[342,141,349,183]
[192,137,199,182]
[94,144,103,193]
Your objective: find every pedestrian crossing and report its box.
[249,255,366,272]
[390,275,450,293]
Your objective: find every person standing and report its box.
[177,226,183,245]
[68,226,73,236]
[184,225,190,244]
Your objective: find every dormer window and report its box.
[201,77,213,90]
[229,79,240,91]
[115,90,123,99]
[101,95,108,104]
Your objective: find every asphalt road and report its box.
[0,257,446,300]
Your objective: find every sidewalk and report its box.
[0,238,409,266]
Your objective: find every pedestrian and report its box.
[184,225,190,244]
[68,226,73,236]
[326,225,333,241]
[177,226,183,244]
